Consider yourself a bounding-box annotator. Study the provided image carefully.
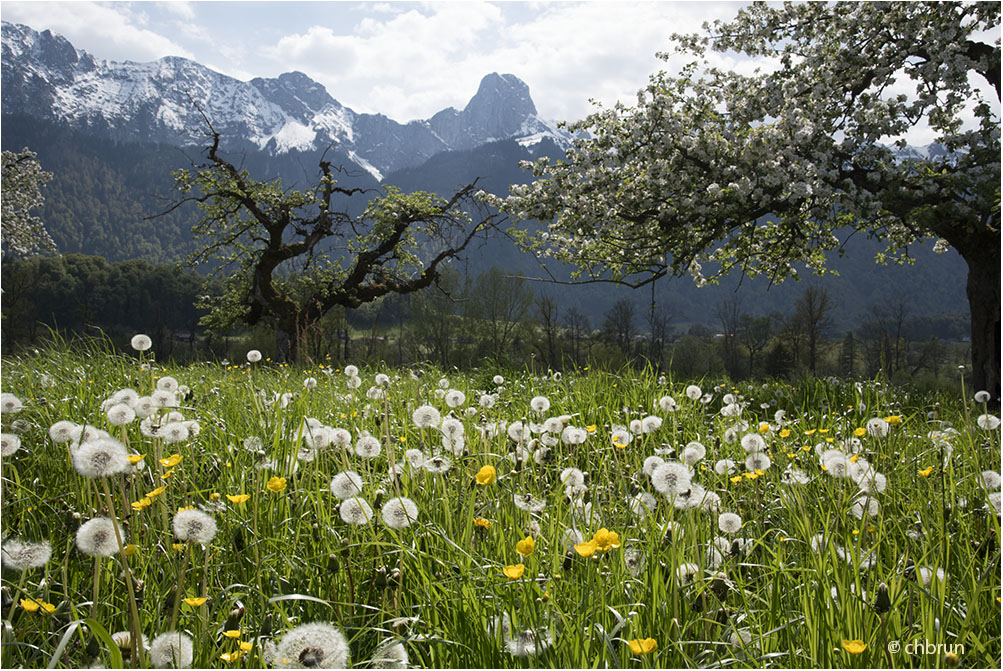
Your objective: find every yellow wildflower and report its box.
[223,630,242,639]
[592,528,620,552]
[226,494,250,505]
[503,564,525,579]
[183,597,208,607]
[220,651,243,663]
[147,485,167,498]
[475,465,496,485]
[239,641,253,652]
[884,415,902,425]
[473,517,491,529]
[842,640,867,654]
[126,454,146,465]
[758,423,770,434]
[123,544,138,557]
[131,498,152,511]
[172,543,185,551]
[585,424,597,433]
[918,466,934,477]
[209,493,221,501]
[266,477,287,492]
[779,429,791,438]
[729,475,743,483]
[853,427,867,437]
[574,540,598,558]
[516,536,535,557]
[628,638,658,655]
[159,453,182,468]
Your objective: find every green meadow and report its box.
[0,339,999,669]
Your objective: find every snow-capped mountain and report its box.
[1,21,571,179]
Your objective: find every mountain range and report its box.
[0,20,970,335]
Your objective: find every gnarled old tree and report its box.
[491,2,1000,396]
[169,130,499,360]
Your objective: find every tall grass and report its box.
[0,341,999,668]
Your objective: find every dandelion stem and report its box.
[99,477,142,669]
[169,543,191,633]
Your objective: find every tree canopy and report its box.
[1,148,56,256]
[169,129,500,360]
[492,1,1000,394]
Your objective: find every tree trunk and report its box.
[965,246,1001,400]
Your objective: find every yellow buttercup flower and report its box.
[123,544,138,557]
[220,651,243,663]
[779,429,791,438]
[804,429,816,436]
[729,475,743,484]
[127,454,146,465]
[131,498,152,511]
[743,472,759,480]
[183,597,208,607]
[266,477,287,492]
[147,485,167,498]
[884,415,902,425]
[161,469,174,480]
[585,425,597,433]
[223,630,242,639]
[849,454,860,463]
[172,543,185,551]
[574,540,598,558]
[20,598,40,612]
[628,638,658,655]
[159,453,182,468]
[842,640,867,654]
[473,517,491,529]
[238,641,253,652]
[592,528,620,552]
[475,465,496,485]
[918,466,934,477]
[758,423,770,434]
[177,506,195,513]
[516,536,535,557]
[853,427,867,437]
[503,564,525,579]
[226,494,250,505]
[209,493,221,501]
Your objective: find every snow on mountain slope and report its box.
[1,21,572,177]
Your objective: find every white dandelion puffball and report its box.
[977,414,1001,430]
[371,640,409,669]
[974,390,991,403]
[149,632,194,669]
[718,512,743,534]
[745,452,772,472]
[404,449,425,469]
[424,453,452,474]
[685,385,702,400]
[412,405,441,429]
[611,427,632,447]
[246,349,262,363]
[493,375,505,385]
[441,418,465,440]
[382,497,419,529]
[344,365,359,377]
[650,461,692,496]
[980,470,1001,491]
[507,421,527,443]
[559,467,585,488]
[346,376,362,390]
[339,497,374,525]
[479,393,496,409]
[330,471,364,499]
[303,377,318,390]
[130,334,153,351]
[355,435,382,459]
[1,433,21,456]
[866,417,890,437]
[641,415,663,433]
[658,395,678,412]
[106,403,136,426]
[849,495,879,519]
[1,393,24,414]
[681,441,706,465]
[643,455,666,476]
[156,376,179,392]
[629,492,657,516]
[76,518,121,557]
[513,493,546,513]
[530,395,550,413]
[561,426,587,445]
[714,459,737,475]
[49,420,79,443]
[1,538,53,571]
[740,433,766,453]
[73,438,131,478]
[445,389,466,408]
[989,491,1001,514]
[916,566,946,586]
[161,422,190,445]
[172,509,218,545]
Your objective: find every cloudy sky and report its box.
[1,1,752,123]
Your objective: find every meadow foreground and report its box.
[0,341,1000,669]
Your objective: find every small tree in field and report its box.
[492,2,1000,395]
[169,130,499,360]
[1,148,55,256]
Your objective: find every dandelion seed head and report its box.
[339,497,374,525]
[740,433,766,453]
[73,438,131,478]
[76,518,120,557]
[685,385,702,400]
[130,334,152,351]
[658,395,678,412]
[718,512,743,534]
[381,497,419,529]
[650,461,692,496]
[559,467,585,488]
[513,493,546,513]
[424,453,452,474]
[866,417,890,437]
[530,396,550,413]
[49,420,79,443]
[1,538,52,571]
[412,405,441,429]
[106,403,136,426]
[161,422,190,444]
[1,433,21,456]
[371,640,408,669]
[149,632,194,669]
[156,376,179,393]
[330,472,364,500]
[974,390,991,403]
[1,393,24,414]
[849,495,879,519]
[745,452,772,472]
[355,435,382,459]
[681,441,706,465]
[977,414,1001,430]
[981,470,1001,491]
[172,509,217,545]
[629,492,657,516]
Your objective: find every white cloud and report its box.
[1,1,194,62]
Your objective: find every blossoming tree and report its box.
[1,148,55,256]
[169,127,500,361]
[491,2,1000,395]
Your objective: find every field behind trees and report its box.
[0,339,999,668]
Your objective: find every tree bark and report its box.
[965,246,1001,400]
